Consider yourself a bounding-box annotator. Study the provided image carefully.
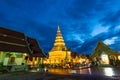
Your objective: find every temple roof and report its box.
[0,27,45,57]
[51,25,67,51]
[0,26,28,53]
[27,37,46,57]
[91,40,118,57]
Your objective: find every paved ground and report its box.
[0,71,120,80]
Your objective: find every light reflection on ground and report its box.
[103,68,114,76]
[48,69,71,75]
[48,67,120,76]
[48,68,92,75]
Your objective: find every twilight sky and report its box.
[0,0,120,54]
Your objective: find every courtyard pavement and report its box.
[0,71,120,80]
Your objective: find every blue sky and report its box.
[0,0,120,54]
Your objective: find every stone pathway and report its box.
[0,72,119,80]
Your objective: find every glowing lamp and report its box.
[101,54,109,64]
[118,55,120,60]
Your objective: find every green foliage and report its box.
[115,60,120,66]
[0,62,3,70]
[5,52,12,57]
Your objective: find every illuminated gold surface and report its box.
[0,51,26,65]
[101,54,109,64]
[118,56,120,60]
[48,26,71,64]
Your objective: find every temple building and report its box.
[91,40,120,65]
[0,27,29,67]
[27,37,46,67]
[46,26,71,65]
[0,27,45,71]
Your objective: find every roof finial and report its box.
[57,25,61,33]
[58,25,60,30]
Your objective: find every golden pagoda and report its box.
[48,25,71,65]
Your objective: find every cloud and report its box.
[66,0,119,20]
[114,25,120,31]
[91,24,109,36]
[76,26,120,54]
[100,10,120,26]
[65,32,84,43]
[65,40,82,51]
[110,37,120,51]
[103,37,118,45]
[1,0,120,54]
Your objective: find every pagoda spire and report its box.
[51,25,66,51]
[58,25,60,30]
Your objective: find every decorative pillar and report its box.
[0,52,6,63]
[22,53,27,64]
[33,57,35,66]
[0,51,3,62]
[36,57,38,65]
